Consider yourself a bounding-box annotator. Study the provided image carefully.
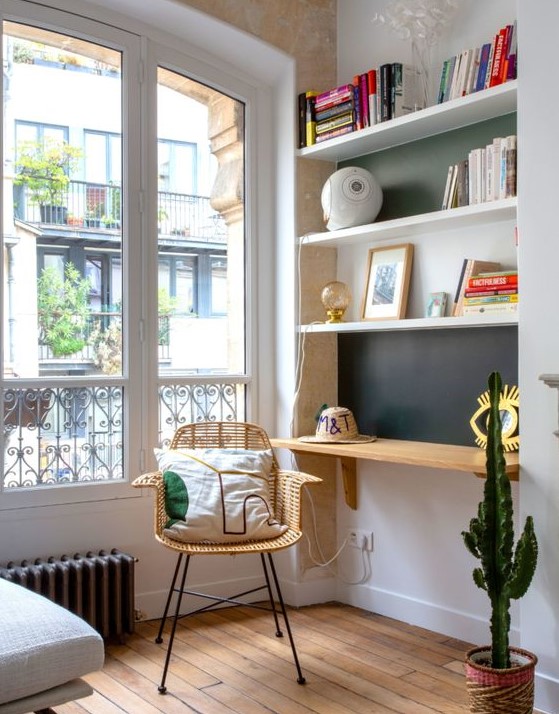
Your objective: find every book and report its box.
[315,124,354,143]
[315,99,354,122]
[367,69,378,125]
[505,134,517,198]
[464,287,518,297]
[393,63,424,116]
[315,83,353,109]
[305,92,318,147]
[484,35,497,88]
[465,47,481,96]
[463,302,518,315]
[298,92,307,148]
[442,55,457,102]
[379,63,392,122]
[489,27,508,87]
[469,272,518,289]
[447,163,459,209]
[359,73,370,128]
[476,43,492,92]
[453,259,501,316]
[437,58,453,103]
[506,21,518,80]
[353,83,362,130]
[455,159,469,207]
[464,293,518,305]
[316,111,354,134]
[441,164,455,209]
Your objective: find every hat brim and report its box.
[297,434,377,444]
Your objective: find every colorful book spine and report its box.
[367,69,377,125]
[315,99,353,122]
[315,124,354,144]
[315,83,354,108]
[476,44,492,91]
[464,287,517,297]
[379,63,392,122]
[463,302,518,315]
[469,273,518,289]
[359,73,369,128]
[316,111,354,134]
[463,293,518,305]
[305,92,318,147]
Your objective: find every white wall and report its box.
[337,2,559,712]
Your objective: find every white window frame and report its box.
[0,0,284,510]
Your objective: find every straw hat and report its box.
[298,406,376,443]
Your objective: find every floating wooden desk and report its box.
[270,437,519,510]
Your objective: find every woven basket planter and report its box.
[465,646,537,714]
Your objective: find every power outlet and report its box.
[347,529,373,551]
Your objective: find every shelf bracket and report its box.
[540,374,559,438]
[340,456,357,510]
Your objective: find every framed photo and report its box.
[426,291,447,318]
[361,243,414,321]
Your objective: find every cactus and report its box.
[462,371,538,669]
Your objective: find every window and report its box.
[1,2,251,506]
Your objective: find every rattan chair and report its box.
[132,421,321,694]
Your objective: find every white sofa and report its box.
[0,578,104,714]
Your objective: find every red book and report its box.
[489,27,507,87]
[464,287,518,298]
[468,273,518,289]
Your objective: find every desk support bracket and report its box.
[340,457,357,510]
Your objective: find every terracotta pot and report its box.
[465,645,537,713]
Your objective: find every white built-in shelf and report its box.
[300,313,518,334]
[298,80,517,162]
[299,198,517,248]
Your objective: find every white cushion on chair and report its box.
[154,448,288,543]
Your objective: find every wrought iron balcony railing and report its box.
[13,180,227,243]
[2,380,244,488]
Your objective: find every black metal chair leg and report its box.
[260,553,283,637]
[158,554,190,694]
[266,553,306,685]
[156,553,183,644]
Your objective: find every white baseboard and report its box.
[335,580,518,647]
[533,671,559,714]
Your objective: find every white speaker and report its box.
[321,166,383,231]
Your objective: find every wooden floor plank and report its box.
[74,603,490,713]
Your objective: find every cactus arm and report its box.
[509,516,539,600]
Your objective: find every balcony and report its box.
[14,180,227,244]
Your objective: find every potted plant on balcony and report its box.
[37,262,90,357]
[462,371,538,713]
[14,139,82,224]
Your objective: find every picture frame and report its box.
[426,291,447,318]
[361,243,414,321]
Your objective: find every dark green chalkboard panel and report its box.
[338,327,518,446]
[339,114,517,221]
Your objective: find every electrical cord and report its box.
[301,482,371,586]
[291,235,371,585]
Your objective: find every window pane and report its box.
[3,24,123,380]
[2,22,124,489]
[157,67,244,378]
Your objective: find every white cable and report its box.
[291,237,370,585]
[302,485,371,585]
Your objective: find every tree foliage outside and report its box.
[14,139,82,206]
[37,263,91,357]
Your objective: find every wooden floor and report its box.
[58,602,479,713]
